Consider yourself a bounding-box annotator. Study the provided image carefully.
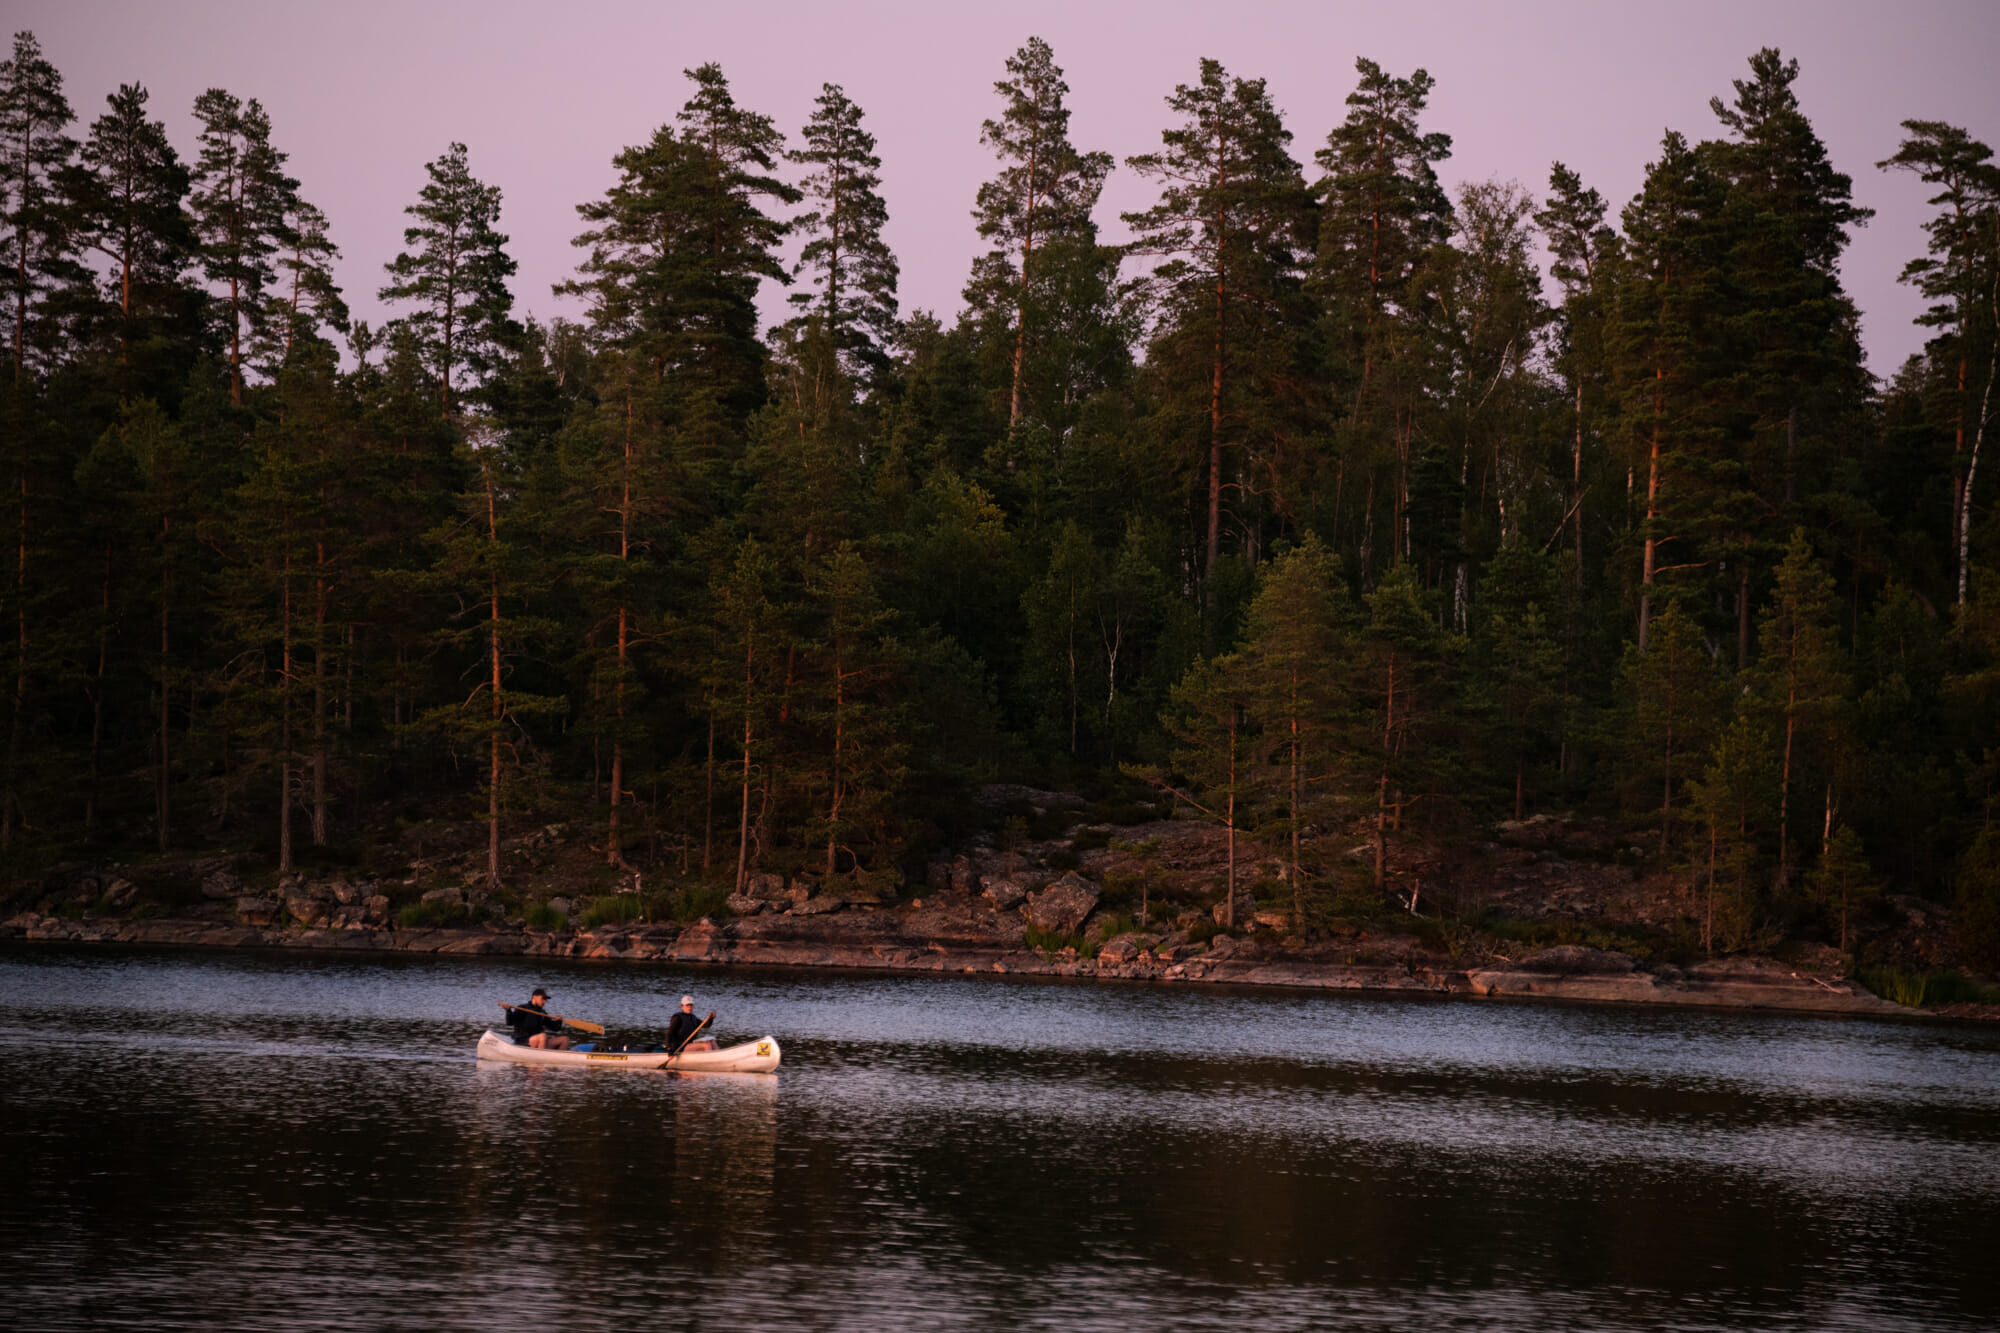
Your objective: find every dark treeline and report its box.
[2,32,1998,962]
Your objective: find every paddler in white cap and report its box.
[664,994,717,1054]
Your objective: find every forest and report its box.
[2,31,1997,969]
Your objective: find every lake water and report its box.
[2,943,1995,1331]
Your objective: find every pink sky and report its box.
[18,0,1998,375]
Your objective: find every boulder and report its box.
[1210,890,1256,926]
[745,872,788,902]
[362,894,391,924]
[421,886,464,907]
[925,860,952,890]
[948,856,978,892]
[282,891,330,927]
[103,879,138,909]
[981,875,1029,911]
[201,869,242,901]
[1252,908,1290,931]
[1023,872,1098,934]
[724,893,766,916]
[235,896,282,927]
[1097,934,1148,964]
[793,893,844,916]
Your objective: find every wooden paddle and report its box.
[667,1012,714,1058]
[496,1001,606,1036]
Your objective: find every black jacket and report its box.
[665,1011,709,1050]
[508,1002,558,1043]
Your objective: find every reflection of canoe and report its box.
[475,1029,781,1073]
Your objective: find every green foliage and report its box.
[1,32,1996,976]
[1856,964,2000,1008]
[522,900,565,930]
[580,893,646,929]
[398,898,469,929]
[1024,922,1092,955]
[1955,828,2000,972]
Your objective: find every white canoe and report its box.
[476,1028,781,1073]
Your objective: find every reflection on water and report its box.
[1,944,1996,1331]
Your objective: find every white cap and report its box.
[681,995,694,1004]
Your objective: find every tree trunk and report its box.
[1638,372,1663,650]
[704,711,715,872]
[158,519,171,852]
[86,548,109,839]
[1008,138,1038,430]
[483,456,502,890]
[736,631,754,893]
[1225,704,1237,931]
[278,550,294,875]
[1572,379,1585,587]
[1958,264,1998,606]
[609,393,631,867]
[3,469,23,848]
[311,558,328,847]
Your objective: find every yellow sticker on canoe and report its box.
[586,1053,627,1061]
[756,1042,771,1057]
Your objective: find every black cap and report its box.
[531,987,550,999]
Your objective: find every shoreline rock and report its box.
[0,908,1947,1022]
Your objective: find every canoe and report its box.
[476,1028,781,1073]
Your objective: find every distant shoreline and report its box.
[9,907,1969,1023]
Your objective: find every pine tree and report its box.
[1019,521,1102,757]
[1879,122,2000,606]
[1313,57,1453,397]
[1708,50,1872,642]
[63,81,196,399]
[1686,713,1775,953]
[1133,651,1255,928]
[1234,534,1352,922]
[1617,600,1728,852]
[1807,823,1876,956]
[188,89,298,404]
[1614,131,1739,652]
[0,31,79,379]
[786,85,897,384]
[1749,530,1849,889]
[970,37,1113,431]
[418,428,566,888]
[1125,58,1313,583]
[799,543,904,874]
[1535,163,1619,583]
[1358,563,1455,896]
[673,63,794,412]
[259,198,346,373]
[379,142,518,417]
[1471,542,1564,822]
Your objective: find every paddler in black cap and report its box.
[508,986,571,1050]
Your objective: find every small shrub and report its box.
[655,881,730,924]
[523,900,565,930]
[1857,964,2000,1008]
[581,894,646,929]
[1025,922,1093,956]
[398,899,468,929]
[1092,911,1139,942]
[1188,918,1222,945]
[1070,827,1112,854]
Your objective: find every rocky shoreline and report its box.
[1,899,1924,1020]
